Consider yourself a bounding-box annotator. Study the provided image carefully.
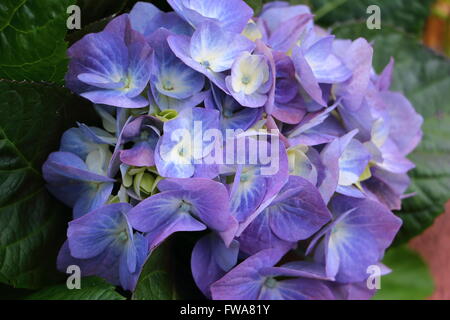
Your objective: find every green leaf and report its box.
[397,116,450,243]
[132,234,204,300]
[311,0,434,36]
[0,80,97,289]
[25,276,125,300]
[0,0,74,83]
[374,246,434,300]
[132,242,177,300]
[333,23,450,243]
[245,0,263,14]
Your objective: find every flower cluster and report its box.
[43,1,423,299]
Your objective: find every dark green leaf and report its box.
[0,80,97,289]
[76,0,128,26]
[333,23,450,243]
[374,246,434,300]
[25,276,125,300]
[132,242,177,300]
[245,0,263,14]
[132,234,204,300]
[312,0,434,36]
[0,0,74,83]
[397,116,450,243]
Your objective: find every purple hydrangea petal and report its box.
[168,0,253,33]
[120,141,155,167]
[60,203,148,291]
[318,195,402,282]
[119,232,149,291]
[129,2,192,37]
[72,182,114,219]
[205,85,262,133]
[239,176,331,254]
[158,178,238,245]
[317,130,358,204]
[67,203,133,259]
[66,15,152,108]
[211,248,334,300]
[191,233,239,298]
[211,248,286,300]
[155,107,220,178]
[363,167,410,211]
[128,190,207,249]
[129,178,237,247]
[292,46,326,106]
[338,139,371,187]
[81,90,149,109]
[303,36,351,84]
[286,104,337,146]
[148,29,205,101]
[375,57,394,91]
[334,38,374,111]
[168,22,255,92]
[189,22,255,73]
[267,14,313,52]
[260,2,312,33]
[329,281,377,300]
[380,91,423,155]
[226,50,272,108]
[43,152,115,218]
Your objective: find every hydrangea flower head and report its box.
[43,0,424,300]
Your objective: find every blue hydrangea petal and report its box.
[148,29,205,100]
[119,232,149,290]
[292,46,327,106]
[205,85,262,133]
[267,14,313,52]
[72,182,114,219]
[238,209,294,255]
[155,108,220,178]
[130,2,192,37]
[333,38,374,111]
[304,36,351,84]
[67,203,133,259]
[260,2,312,33]
[152,88,208,111]
[128,190,207,249]
[191,233,239,298]
[211,248,287,300]
[157,178,238,245]
[81,90,149,109]
[120,141,155,167]
[318,130,358,204]
[269,176,331,242]
[168,0,253,33]
[189,22,255,73]
[324,195,402,282]
[338,139,371,186]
